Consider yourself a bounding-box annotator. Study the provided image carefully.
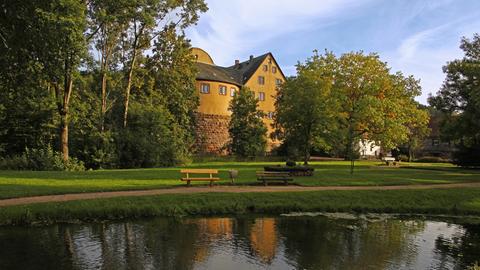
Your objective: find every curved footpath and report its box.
[1,182,480,207]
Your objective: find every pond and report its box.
[0,214,479,269]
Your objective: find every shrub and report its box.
[117,103,189,168]
[397,154,409,162]
[286,160,296,167]
[452,143,480,168]
[415,156,449,163]
[0,146,85,171]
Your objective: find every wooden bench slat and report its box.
[181,169,218,174]
[181,177,220,181]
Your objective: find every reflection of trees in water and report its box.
[2,217,479,269]
[277,217,425,270]
[433,223,480,270]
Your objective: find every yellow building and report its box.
[191,48,286,154]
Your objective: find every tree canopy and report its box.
[429,34,480,167]
[228,88,268,158]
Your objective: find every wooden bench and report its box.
[180,169,220,187]
[256,171,293,186]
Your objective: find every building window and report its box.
[267,111,274,119]
[275,78,282,86]
[258,92,265,101]
[258,76,265,85]
[230,87,236,97]
[200,83,210,94]
[219,85,227,95]
[263,65,268,71]
[272,66,277,73]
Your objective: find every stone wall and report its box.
[195,113,231,155]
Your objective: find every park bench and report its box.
[256,171,293,186]
[382,157,398,166]
[180,169,220,187]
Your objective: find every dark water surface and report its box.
[0,214,479,270]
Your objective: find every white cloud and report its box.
[386,18,480,104]
[187,0,374,65]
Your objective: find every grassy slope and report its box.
[1,188,480,225]
[0,161,479,199]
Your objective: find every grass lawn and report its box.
[2,188,480,225]
[0,161,479,199]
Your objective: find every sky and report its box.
[186,0,480,104]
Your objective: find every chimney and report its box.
[249,55,254,61]
[235,59,240,66]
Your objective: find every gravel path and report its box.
[1,182,480,207]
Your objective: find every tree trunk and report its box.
[123,48,137,128]
[60,112,69,161]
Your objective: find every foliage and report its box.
[228,88,268,157]
[429,34,480,168]
[0,146,85,171]
[414,156,449,163]
[273,51,337,164]
[274,50,428,172]
[0,0,207,169]
[116,101,189,168]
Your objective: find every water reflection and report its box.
[0,215,478,270]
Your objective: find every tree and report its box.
[273,51,338,164]
[429,34,480,167]
[88,0,131,132]
[333,53,425,173]
[147,25,199,155]
[31,0,88,161]
[228,88,268,157]
[403,104,430,162]
[120,0,207,127]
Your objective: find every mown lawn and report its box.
[0,161,479,199]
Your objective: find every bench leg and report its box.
[264,180,267,186]
[187,180,191,186]
[209,181,213,187]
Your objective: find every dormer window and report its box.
[258,76,265,85]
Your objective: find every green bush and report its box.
[415,156,449,163]
[0,146,85,171]
[397,154,409,162]
[286,160,296,167]
[452,143,480,168]
[117,102,189,168]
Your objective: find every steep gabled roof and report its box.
[196,62,242,86]
[195,51,286,86]
[227,53,270,84]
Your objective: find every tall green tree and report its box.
[429,34,480,167]
[228,88,268,157]
[273,51,337,164]
[120,0,207,128]
[147,25,199,155]
[31,0,88,161]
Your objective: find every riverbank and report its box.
[1,187,480,226]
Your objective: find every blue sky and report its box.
[186,0,480,104]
